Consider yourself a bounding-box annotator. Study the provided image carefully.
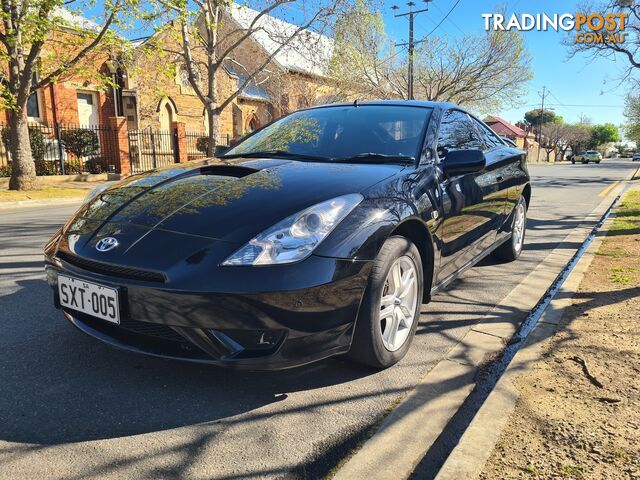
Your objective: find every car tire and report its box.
[571,160,575,164]
[494,196,527,262]
[348,236,424,369]
[596,161,601,164]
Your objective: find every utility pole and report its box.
[392,1,432,100]
[536,86,547,163]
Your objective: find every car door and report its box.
[435,109,503,282]
[469,116,513,245]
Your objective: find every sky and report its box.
[378,0,632,129]
[81,0,633,132]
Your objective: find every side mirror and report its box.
[442,149,486,177]
[501,136,517,148]
[214,145,229,157]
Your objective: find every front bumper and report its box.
[46,254,372,370]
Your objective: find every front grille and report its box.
[57,251,166,283]
[118,318,186,342]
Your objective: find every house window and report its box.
[27,92,40,119]
[26,72,42,120]
[247,115,259,133]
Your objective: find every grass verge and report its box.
[479,189,640,479]
[0,186,89,203]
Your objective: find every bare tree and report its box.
[0,1,128,190]
[154,0,342,156]
[560,123,592,158]
[566,1,639,83]
[540,122,565,161]
[331,4,532,113]
[413,30,532,114]
[329,0,404,100]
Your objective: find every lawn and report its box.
[611,189,640,232]
[0,186,89,203]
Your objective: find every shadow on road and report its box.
[0,278,379,446]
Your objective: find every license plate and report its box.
[58,274,120,324]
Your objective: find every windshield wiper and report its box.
[220,150,330,162]
[330,153,416,164]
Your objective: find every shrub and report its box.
[196,136,209,154]
[1,126,47,163]
[0,164,11,177]
[35,160,59,176]
[63,161,84,175]
[60,128,99,158]
[84,157,112,174]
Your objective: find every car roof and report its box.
[304,99,463,112]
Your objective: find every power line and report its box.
[413,0,462,45]
[431,1,465,35]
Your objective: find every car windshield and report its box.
[587,151,598,154]
[222,105,432,162]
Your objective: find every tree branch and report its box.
[33,4,120,91]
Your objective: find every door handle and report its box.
[496,175,504,182]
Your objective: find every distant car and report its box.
[572,150,602,164]
[633,152,640,161]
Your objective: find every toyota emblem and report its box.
[95,237,119,252]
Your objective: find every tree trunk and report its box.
[8,108,37,190]
[207,106,220,157]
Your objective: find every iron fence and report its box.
[128,128,177,174]
[0,123,120,176]
[186,132,232,161]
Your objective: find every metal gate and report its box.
[127,128,178,174]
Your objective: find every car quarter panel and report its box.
[313,164,442,262]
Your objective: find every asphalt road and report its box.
[0,159,637,480]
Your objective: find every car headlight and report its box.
[84,182,114,204]
[222,193,363,266]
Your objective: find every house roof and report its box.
[228,5,334,78]
[484,116,527,137]
[224,63,271,102]
[54,7,103,33]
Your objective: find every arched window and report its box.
[158,97,177,131]
[247,115,260,133]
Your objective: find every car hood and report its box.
[67,157,402,245]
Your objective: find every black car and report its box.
[44,101,531,370]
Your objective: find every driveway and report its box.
[0,159,637,480]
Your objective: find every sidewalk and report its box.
[441,189,640,480]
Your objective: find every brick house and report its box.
[485,115,553,161]
[130,4,336,139]
[0,6,338,175]
[484,116,533,150]
[0,8,131,129]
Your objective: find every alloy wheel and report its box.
[379,256,419,352]
[513,200,526,253]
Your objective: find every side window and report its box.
[437,110,483,159]
[471,117,503,150]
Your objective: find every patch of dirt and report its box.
[479,190,640,480]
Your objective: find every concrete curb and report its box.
[434,199,618,480]
[0,197,85,210]
[331,180,627,480]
